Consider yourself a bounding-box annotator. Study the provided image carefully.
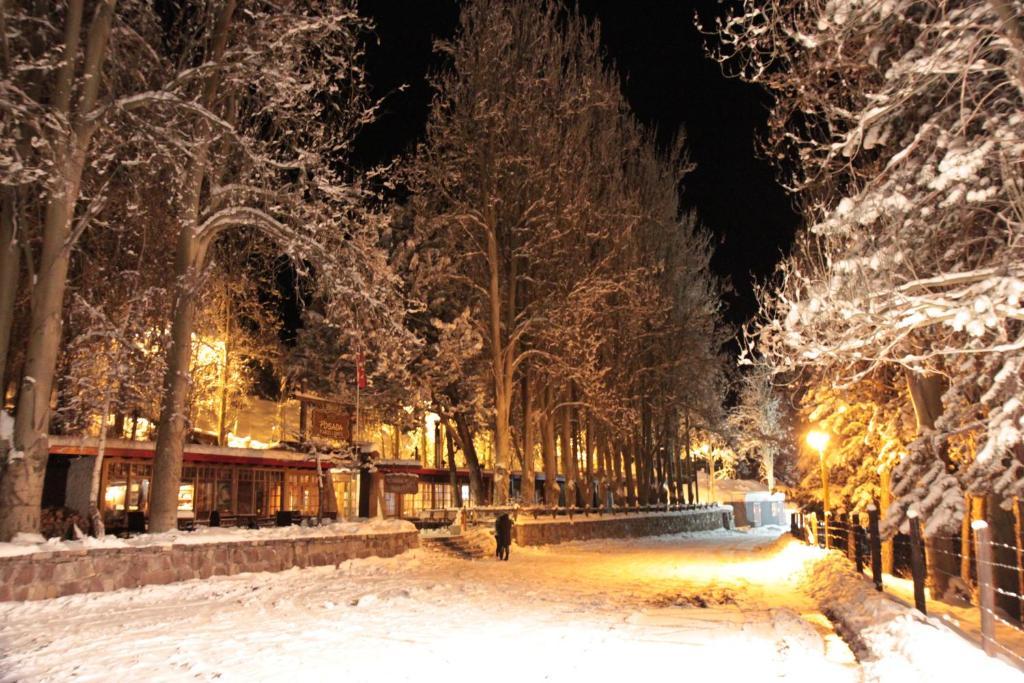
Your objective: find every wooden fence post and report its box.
[855,525,866,575]
[1013,497,1024,625]
[846,513,857,562]
[868,505,883,591]
[908,508,927,615]
[973,520,997,656]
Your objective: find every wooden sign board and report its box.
[384,473,420,494]
[310,408,351,442]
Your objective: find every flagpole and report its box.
[355,350,365,445]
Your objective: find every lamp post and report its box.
[807,429,831,548]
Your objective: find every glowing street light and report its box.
[806,429,831,548]
[806,429,830,456]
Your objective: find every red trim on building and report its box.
[48,443,322,470]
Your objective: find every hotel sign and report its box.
[384,473,420,494]
[310,408,351,442]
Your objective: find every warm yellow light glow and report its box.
[806,429,830,454]
[177,484,194,511]
[194,337,227,369]
[226,432,274,450]
[104,484,126,509]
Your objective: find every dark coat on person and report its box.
[495,513,513,547]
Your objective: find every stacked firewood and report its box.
[39,507,89,539]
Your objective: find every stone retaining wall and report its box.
[0,531,418,602]
[515,508,733,546]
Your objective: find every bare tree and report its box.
[147,1,405,532]
[713,1,1023,531]
[0,0,173,540]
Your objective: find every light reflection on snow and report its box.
[0,529,861,682]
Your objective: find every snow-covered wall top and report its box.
[0,521,419,602]
[0,518,415,559]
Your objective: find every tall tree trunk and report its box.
[623,440,636,507]
[666,410,679,503]
[541,414,558,507]
[149,212,204,531]
[594,422,607,507]
[606,438,622,501]
[149,0,237,533]
[880,465,894,574]
[561,403,577,505]
[683,409,694,504]
[434,420,442,469]
[642,403,656,503]
[606,431,616,506]
[708,449,716,503]
[990,494,1021,620]
[0,0,28,403]
[453,412,484,505]
[0,0,115,541]
[217,298,231,447]
[520,371,535,506]
[962,495,987,597]
[905,369,958,597]
[445,423,462,508]
[540,391,558,507]
[0,188,18,402]
[633,432,647,506]
[1013,498,1024,624]
[485,225,512,506]
[584,413,594,507]
[559,397,576,507]
[88,387,111,538]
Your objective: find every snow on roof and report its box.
[48,436,315,464]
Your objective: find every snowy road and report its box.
[0,529,860,682]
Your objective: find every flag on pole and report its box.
[356,352,367,389]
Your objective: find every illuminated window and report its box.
[285,471,319,515]
[254,470,283,516]
[177,484,195,512]
[104,484,126,510]
[101,460,154,525]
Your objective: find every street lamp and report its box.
[806,429,831,548]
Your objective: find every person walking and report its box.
[495,513,513,561]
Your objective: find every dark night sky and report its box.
[353,0,800,328]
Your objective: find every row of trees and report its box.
[713,0,1024,596]
[0,0,737,541]
[0,0,410,540]
[397,0,731,509]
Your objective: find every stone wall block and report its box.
[0,531,419,602]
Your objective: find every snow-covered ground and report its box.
[858,565,1024,667]
[0,528,1018,682]
[805,551,1024,680]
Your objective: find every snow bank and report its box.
[0,517,416,558]
[803,550,1024,680]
